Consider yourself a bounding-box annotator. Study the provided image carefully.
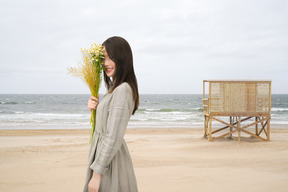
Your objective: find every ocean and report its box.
[0,94,287,130]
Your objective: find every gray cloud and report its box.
[0,0,287,94]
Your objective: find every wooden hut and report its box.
[203,80,271,141]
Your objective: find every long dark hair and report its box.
[102,36,139,115]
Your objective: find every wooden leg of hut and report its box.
[267,117,270,141]
[238,116,241,142]
[229,116,233,138]
[209,116,212,141]
[255,117,258,136]
[204,115,207,138]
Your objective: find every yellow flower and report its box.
[68,43,104,143]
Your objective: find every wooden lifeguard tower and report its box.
[203,80,271,141]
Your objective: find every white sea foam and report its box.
[271,108,288,112]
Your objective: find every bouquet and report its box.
[68,43,104,143]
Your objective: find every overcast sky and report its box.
[0,0,287,94]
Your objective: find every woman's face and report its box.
[103,47,116,78]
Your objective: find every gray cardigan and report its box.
[83,82,138,192]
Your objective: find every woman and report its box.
[83,36,139,192]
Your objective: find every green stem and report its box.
[89,89,100,144]
[89,109,96,144]
[89,62,102,143]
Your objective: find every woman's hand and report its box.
[88,96,99,112]
[88,172,101,192]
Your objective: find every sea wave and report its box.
[1,94,288,129]
[271,108,288,112]
[138,108,203,112]
[0,101,18,104]
[0,112,89,123]
[0,101,36,105]
[0,111,23,114]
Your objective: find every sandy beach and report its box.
[0,128,288,192]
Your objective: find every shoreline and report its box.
[0,122,288,131]
[0,128,203,136]
[1,125,288,136]
[1,127,288,136]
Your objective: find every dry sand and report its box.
[0,128,288,192]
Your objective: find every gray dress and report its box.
[83,83,138,192]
